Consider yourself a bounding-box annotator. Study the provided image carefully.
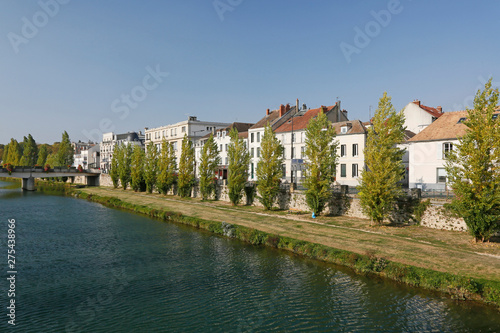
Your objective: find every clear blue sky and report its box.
[1,0,499,144]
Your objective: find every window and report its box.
[181,126,186,133]
[457,117,466,124]
[251,163,254,179]
[292,133,295,143]
[162,130,165,138]
[341,126,348,134]
[282,164,286,179]
[257,132,260,142]
[225,144,228,152]
[352,164,358,177]
[352,144,358,157]
[257,147,260,158]
[220,144,223,152]
[340,164,346,177]
[443,142,453,158]
[222,131,226,138]
[251,148,254,158]
[251,133,254,143]
[173,142,178,151]
[291,147,295,159]
[340,144,347,157]
[225,157,228,165]
[301,146,305,158]
[437,168,447,183]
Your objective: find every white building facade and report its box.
[145,116,230,167]
[100,131,144,173]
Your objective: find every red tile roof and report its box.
[412,101,443,119]
[275,105,334,133]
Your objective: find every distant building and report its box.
[100,131,144,173]
[401,100,444,134]
[72,141,97,168]
[194,122,254,180]
[407,111,468,190]
[271,100,348,183]
[144,116,230,167]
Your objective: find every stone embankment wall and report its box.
[94,174,468,232]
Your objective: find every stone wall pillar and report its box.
[22,177,35,191]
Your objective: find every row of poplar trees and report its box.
[110,78,499,242]
[2,131,74,168]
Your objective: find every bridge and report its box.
[0,166,100,191]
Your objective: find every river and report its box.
[0,180,499,332]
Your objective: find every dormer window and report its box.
[341,126,348,134]
[457,117,466,124]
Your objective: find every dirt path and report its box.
[79,187,500,281]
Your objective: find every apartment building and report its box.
[100,131,145,173]
[144,116,230,166]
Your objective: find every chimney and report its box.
[286,103,291,112]
[266,108,270,116]
[413,99,421,107]
[296,98,299,113]
[302,103,307,110]
[279,104,285,117]
[436,106,443,113]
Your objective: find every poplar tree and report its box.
[118,143,132,190]
[227,127,250,205]
[110,144,121,188]
[178,134,195,197]
[37,144,49,166]
[303,110,338,215]
[445,78,500,242]
[130,144,146,192]
[20,134,38,166]
[256,123,284,210]
[2,144,9,164]
[144,141,159,193]
[198,134,221,200]
[358,92,406,224]
[5,139,21,165]
[56,131,74,167]
[157,139,178,195]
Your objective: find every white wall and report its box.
[409,139,458,190]
[402,102,435,134]
[335,133,366,186]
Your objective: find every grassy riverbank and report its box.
[68,186,500,308]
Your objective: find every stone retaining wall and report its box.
[94,174,468,232]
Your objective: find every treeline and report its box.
[2,131,74,168]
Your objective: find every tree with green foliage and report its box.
[227,127,250,205]
[198,134,221,200]
[56,131,74,167]
[157,139,178,195]
[358,92,406,224]
[445,78,500,242]
[2,144,9,164]
[144,141,159,193]
[130,144,146,192]
[37,144,49,166]
[178,134,195,197]
[118,143,132,190]
[256,124,284,210]
[20,134,38,166]
[5,139,22,165]
[303,110,338,215]
[110,144,121,188]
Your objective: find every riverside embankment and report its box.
[73,186,500,308]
